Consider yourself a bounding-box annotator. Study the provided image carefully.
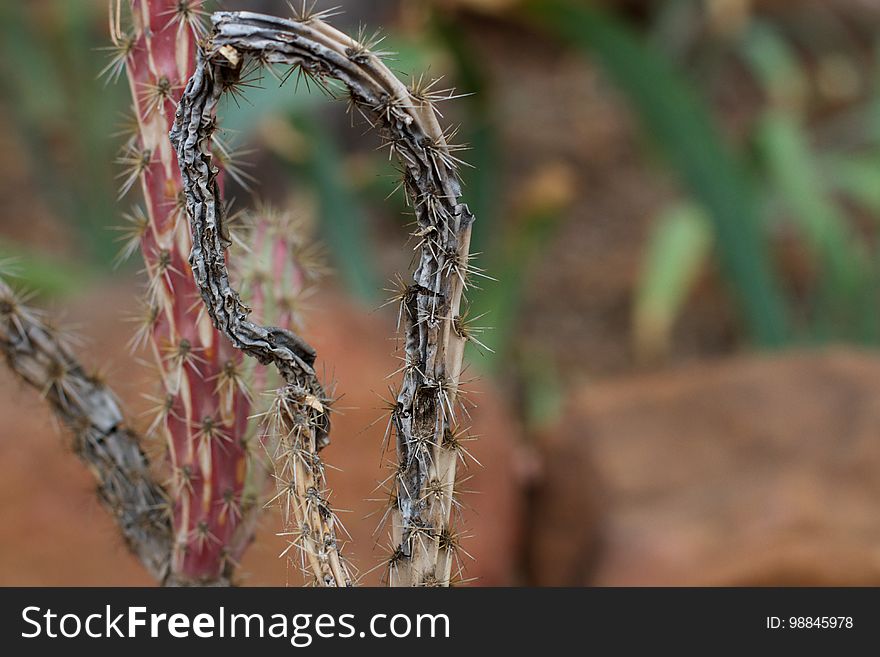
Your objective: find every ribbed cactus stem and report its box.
[0,275,172,581]
[114,0,254,585]
[172,10,478,586]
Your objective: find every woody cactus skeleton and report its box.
[0,275,172,581]
[172,10,479,586]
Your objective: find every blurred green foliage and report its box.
[0,240,92,298]
[633,202,712,362]
[533,0,880,357]
[530,0,791,348]
[0,1,126,269]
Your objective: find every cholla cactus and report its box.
[0,272,172,580]
[110,0,255,585]
[172,9,480,587]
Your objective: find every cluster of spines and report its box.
[259,383,353,586]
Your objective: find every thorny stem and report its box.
[172,10,477,586]
[117,0,254,585]
[0,276,172,582]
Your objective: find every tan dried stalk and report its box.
[171,9,478,586]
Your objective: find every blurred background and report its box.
[4,0,880,585]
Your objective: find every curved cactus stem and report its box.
[172,10,479,587]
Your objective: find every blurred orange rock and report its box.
[0,281,524,586]
[531,350,880,585]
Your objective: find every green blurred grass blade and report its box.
[742,21,876,341]
[526,0,790,347]
[0,240,92,298]
[739,21,808,111]
[633,203,712,362]
[827,155,880,214]
[755,111,871,340]
[829,153,880,342]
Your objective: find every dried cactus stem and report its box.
[0,277,172,582]
[269,383,353,586]
[172,10,478,586]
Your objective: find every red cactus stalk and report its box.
[109,0,253,585]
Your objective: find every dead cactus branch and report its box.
[172,10,477,587]
[0,276,172,582]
